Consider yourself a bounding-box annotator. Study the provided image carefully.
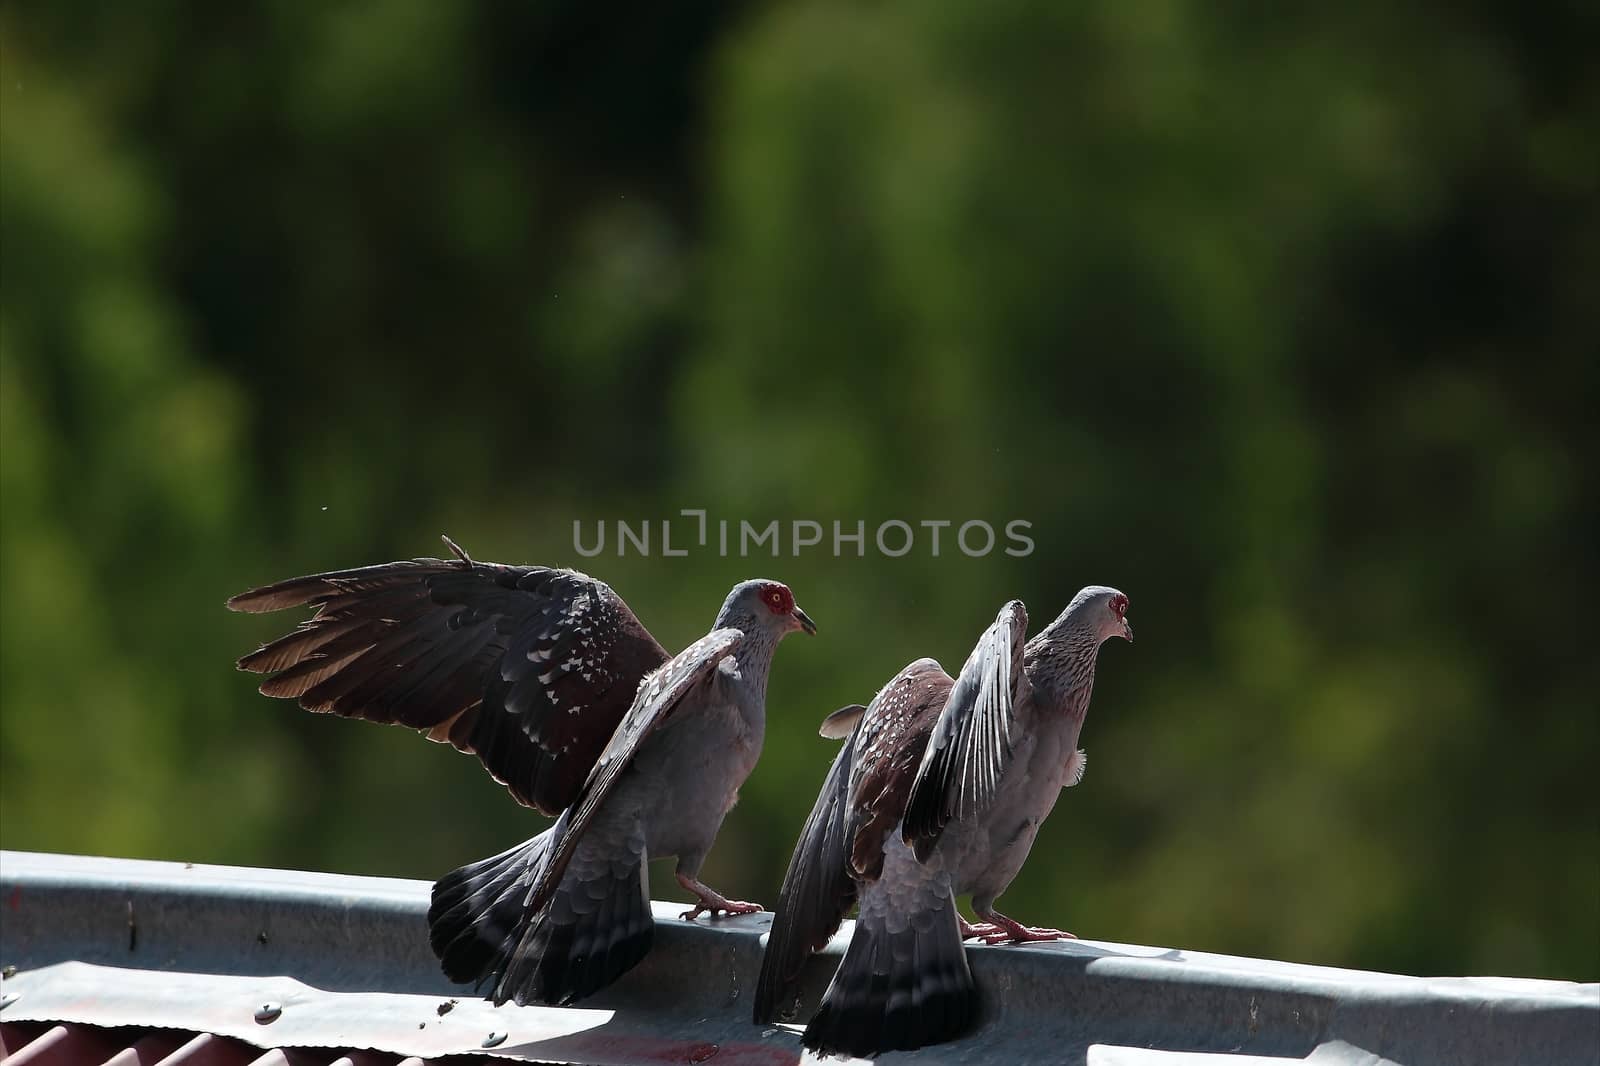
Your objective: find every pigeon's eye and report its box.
[763,585,792,613]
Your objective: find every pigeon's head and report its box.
[1065,585,1133,644]
[718,579,817,639]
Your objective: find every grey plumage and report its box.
[231,542,815,1005]
[755,586,1131,1057]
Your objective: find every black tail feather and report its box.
[427,829,652,1006]
[802,904,976,1058]
[497,860,653,1006]
[428,834,547,986]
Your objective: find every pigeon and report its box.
[753,587,1131,1057]
[228,536,815,1005]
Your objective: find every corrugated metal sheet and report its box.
[0,1022,445,1066]
[2,963,751,1065]
[2,851,1596,1065]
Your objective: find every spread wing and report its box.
[849,659,954,877]
[753,723,861,1023]
[901,600,1029,862]
[754,659,952,1021]
[227,538,669,814]
[524,628,744,917]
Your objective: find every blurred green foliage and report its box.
[2,3,1595,982]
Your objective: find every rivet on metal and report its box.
[482,1031,508,1048]
[254,1002,283,1023]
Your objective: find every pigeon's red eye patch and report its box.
[762,583,795,614]
[1109,593,1129,619]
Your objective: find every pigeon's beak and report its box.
[1120,618,1134,643]
[793,606,818,636]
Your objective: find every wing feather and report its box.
[848,660,954,877]
[229,542,670,813]
[754,658,952,1022]
[901,600,1029,862]
[753,729,860,1023]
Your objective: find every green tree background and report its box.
[2,3,1594,982]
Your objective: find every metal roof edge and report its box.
[2,850,1595,1065]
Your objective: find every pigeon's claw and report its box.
[958,917,1004,941]
[676,872,763,922]
[977,925,1074,945]
[975,912,1076,944]
[680,897,763,921]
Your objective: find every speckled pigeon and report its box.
[228,536,815,1005]
[753,587,1131,1057]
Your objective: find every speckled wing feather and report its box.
[523,628,744,917]
[753,724,860,1024]
[228,542,669,814]
[753,659,951,1025]
[901,600,1029,861]
[849,659,955,877]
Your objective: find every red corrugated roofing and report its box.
[1,1022,476,1066]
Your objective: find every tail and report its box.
[427,822,653,1005]
[802,877,976,1057]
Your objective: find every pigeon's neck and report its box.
[1023,622,1102,720]
[711,613,782,707]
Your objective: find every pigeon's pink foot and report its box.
[975,913,1076,944]
[676,873,763,921]
[958,917,1006,941]
[679,894,762,921]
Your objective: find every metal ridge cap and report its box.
[958,938,1600,1016]
[960,935,1600,1003]
[2,849,753,930]
[5,849,1597,1006]
[4,851,1597,1066]
[0,848,430,901]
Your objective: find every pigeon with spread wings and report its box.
[755,588,1130,1058]
[230,537,816,1005]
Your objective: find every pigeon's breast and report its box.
[945,725,1073,899]
[637,695,761,861]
